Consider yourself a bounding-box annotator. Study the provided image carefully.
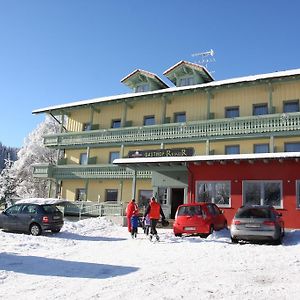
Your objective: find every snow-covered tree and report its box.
[0,157,18,205]
[5,115,61,199]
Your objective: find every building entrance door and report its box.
[170,188,184,219]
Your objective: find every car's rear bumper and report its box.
[41,222,64,231]
[173,224,210,235]
[231,226,280,241]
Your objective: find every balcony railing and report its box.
[32,163,152,180]
[43,112,300,148]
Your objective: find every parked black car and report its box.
[0,203,64,236]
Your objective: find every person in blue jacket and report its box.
[130,210,139,238]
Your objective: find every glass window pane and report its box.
[253,104,268,115]
[109,152,120,163]
[136,84,149,93]
[225,107,239,118]
[179,77,194,86]
[112,119,121,128]
[285,142,300,152]
[264,182,281,207]
[144,116,155,126]
[106,189,118,201]
[214,182,230,205]
[80,153,88,165]
[244,182,261,205]
[83,123,92,131]
[254,144,269,153]
[225,145,240,154]
[76,188,86,201]
[284,100,299,113]
[138,190,152,209]
[175,112,186,123]
[196,183,213,203]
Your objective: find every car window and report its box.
[177,206,202,216]
[206,204,216,215]
[236,208,271,218]
[42,205,59,213]
[212,204,221,215]
[22,205,38,214]
[5,205,22,215]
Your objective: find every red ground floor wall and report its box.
[188,159,300,229]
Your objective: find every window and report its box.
[225,107,239,118]
[6,204,22,215]
[179,77,194,86]
[82,122,92,131]
[144,115,155,126]
[243,181,282,208]
[111,119,121,128]
[105,189,118,202]
[75,188,86,201]
[283,100,299,113]
[138,190,152,209]
[174,112,186,123]
[296,181,300,208]
[253,103,268,116]
[109,152,120,163]
[284,142,300,152]
[225,145,240,155]
[80,153,88,165]
[195,181,230,207]
[254,144,269,153]
[158,187,168,205]
[136,84,149,93]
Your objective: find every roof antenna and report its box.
[191,49,216,74]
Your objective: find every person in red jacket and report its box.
[143,197,166,241]
[126,199,138,233]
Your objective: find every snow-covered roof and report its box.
[32,68,300,114]
[15,198,70,205]
[113,152,300,166]
[120,69,169,88]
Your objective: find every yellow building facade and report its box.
[33,61,300,218]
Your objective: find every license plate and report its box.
[53,216,61,220]
[245,224,260,228]
[184,227,196,231]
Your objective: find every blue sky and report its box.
[1,0,300,148]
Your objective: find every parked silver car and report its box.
[0,203,64,236]
[230,205,284,244]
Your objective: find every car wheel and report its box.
[51,229,61,233]
[231,237,238,244]
[30,223,42,236]
[209,225,214,235]
[174,233,182,237]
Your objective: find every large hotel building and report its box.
[33,61,300,228]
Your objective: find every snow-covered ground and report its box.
[0,217,300,300]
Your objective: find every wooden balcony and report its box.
[32,164,152,180]
[43,112,300,149]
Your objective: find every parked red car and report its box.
[173,203,227,238]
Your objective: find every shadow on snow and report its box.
[0,252,139,279]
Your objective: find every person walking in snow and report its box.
[130,210,139,238]
[143,197,166,241]
[126,199,138,233]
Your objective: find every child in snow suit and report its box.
[130,211,139,238]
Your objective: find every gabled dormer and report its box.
[163,60,214,87]
[121,69,169,93]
